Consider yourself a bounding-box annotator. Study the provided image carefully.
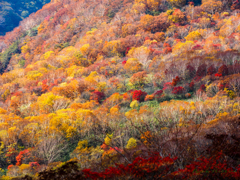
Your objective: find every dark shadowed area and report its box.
[0,0,50,35]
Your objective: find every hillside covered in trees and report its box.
[1,0,240,179]
[0,0,50,35]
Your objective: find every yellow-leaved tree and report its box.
[185,31,202,41]
[126,138,137,149]
[201,0,223,15]
[128,46,151,69]
[36,92,69,114]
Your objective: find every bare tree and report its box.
[20,14,38,31]
[37,135,68,164]
[0,41,6,52]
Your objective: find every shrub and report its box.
[132,90,147,102]
[185,65,196,80]
[172,86,185,95]
[126,138,137,149]
[83,153,177,179]
[0,41,20,71]
[172,76,181,86]
[90,90,105,103]
[153,90,163,101]
[189,82,194,91]
[207,65,217,75]
[163,82,173,94]
[169,152,240,179]
[130,100,139,109]
[199,84,206,91]
[218,64,228,76]
[215,73,222,77]
[196,64,207,77]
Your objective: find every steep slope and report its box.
[0,0,240,179]
[0,0,50,35]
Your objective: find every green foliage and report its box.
[18,59,25,68]
[0,40,20,71]
[54,42,69,50]
[145,9,161,16]
[107,10,115,18]
[27,26,39,37]
[140,100,159,109]
[225,88,236,99]
[56,139,79,162]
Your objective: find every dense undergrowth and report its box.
[0,0,240,179]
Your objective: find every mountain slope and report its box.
[0,0,50,35]
[0,0,240,179]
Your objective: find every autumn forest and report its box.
[0,0,240,179]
